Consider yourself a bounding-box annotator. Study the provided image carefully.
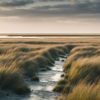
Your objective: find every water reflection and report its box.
[0,57,65,100]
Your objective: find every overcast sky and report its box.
[0,0,100,34]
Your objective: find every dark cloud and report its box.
[0,0,100,17]
[0,0,34,7]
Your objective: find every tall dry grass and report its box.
[54,46,100,100]
[0,41,71,94]
[0,37,100,96]
[0,62,30,95]
[59,82,100,100]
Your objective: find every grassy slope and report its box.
[0,37,100,96]
[54,45,100,100]
[0,38,73,95]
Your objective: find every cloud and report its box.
[0,0,100,17]
[0,0,34,7]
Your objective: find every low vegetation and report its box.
[0,38,73,95]
[54,45,100,100]
[0,63,30,95]
[0,37,100,99]
[59,82,100,100]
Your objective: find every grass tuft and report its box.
[0,63,30,94]
[66,83,100,100]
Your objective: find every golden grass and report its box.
[68,56,100,85]
[63,46,100,73]
[0,62,30,94]
[59,82,100,100]
[55,45,100,100]
[0,38,73,94]
[0,37,100,96]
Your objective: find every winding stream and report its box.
[0,57,66,100]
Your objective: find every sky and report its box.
[0,0,100,34]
